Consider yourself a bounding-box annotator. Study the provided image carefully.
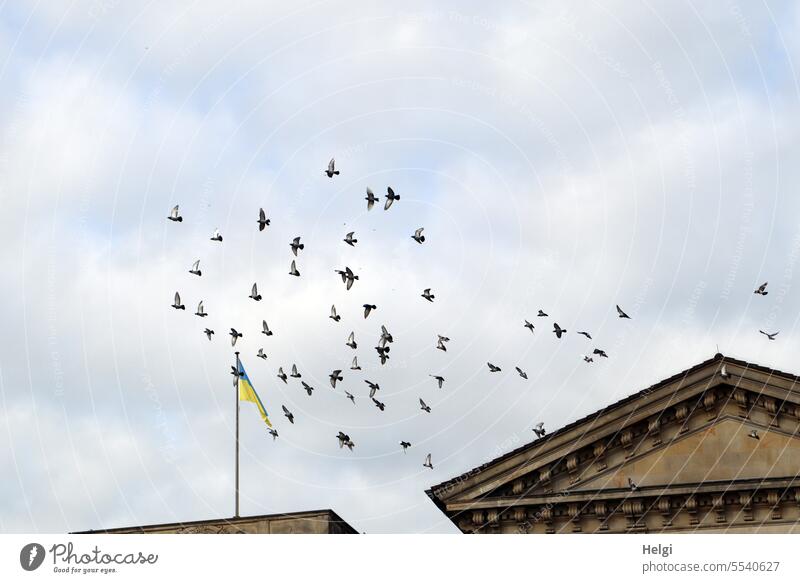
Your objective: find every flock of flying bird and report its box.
[166,158,779,477]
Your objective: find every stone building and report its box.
[427,354,800,533]
[74,509,357,534]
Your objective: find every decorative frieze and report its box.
[685,495,699,525]
[593,441,607,471]
[763,397,779,427]
[734,390,750,418]
[595,501,609,531]
[568,503,582,532]
[658,497,672,527]
[620,428,635,457]
[768,491,782,520]
[712,494,726,523]
[648,417,662,447]
[739,491,754,522]
[566,454,579,484]
[675,403,690,433]
[703,390,717,419]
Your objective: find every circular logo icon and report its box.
[20,543,46,571]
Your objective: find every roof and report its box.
[426,353,800,500]
[71,508,358,534]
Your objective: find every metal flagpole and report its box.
[234,351,240,518]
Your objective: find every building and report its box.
[73,509,357,534]
[427,354,800,533]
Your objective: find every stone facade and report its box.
[74,509,357,534]
[427,354,800,534]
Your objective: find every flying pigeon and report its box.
[593,348,608,358]
[577,331,592,339]
[583,355,594,363]
[290,237,304,256]
[289,260,300,277]
[262,320,273,336]
[257,348,267,360]
[365,187,379,210]
[616,304,631,319]
[290,364,301,378]
[171,292,185,310]
[553,322,566,338]
[532,422,546,438]
[423,453,433,469]
[189,260,201,276]
[210,228,223,242]
[329,370,343,389]
[167,205,182,222]
[748,429,760,440]
[537,310,548,317]
[350,356,361,371]
[337,431,354,450]
[372,397,385,411]
[436,335,450,351]
[343,232,357,246]
[267,428,278,440]
[380,325,394,346]
[524,320,535,333]
[229,328,242,346]
[282,405,294,423]
[301,381,314,396]
[277,367,287,383]
[419,398,431,413]
[335,267,359,290]
[346,331,358,349]
[363,304,376,319]
[257,208,270,231]
[204,328,214,340]
[385,186,399,210]
[250,283,262,301]
[195,301,207,317]
[421,288,435,302]
[487,362,501,373]
[411,227,425,244]
[515,366,528,379]
[400,441,411,453]
[628,478,638,491]
[759,330,779,340]
[330,305,341,322]
[325,158,339,177]
[375,345,390,364]
[345,391,355,404]
[430,375,445,389]
[365,380,380,398]
[754,282,768,296]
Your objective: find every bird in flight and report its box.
[524,320,535,333]
[515,366,528,379]
[363,304,377,319]
[552,322,566,338]
[329,370,343,389]
[411,227,425,244]
[171,292,185,310]
[487,362,501,373]
[194,301,207,317]
[365,380,380,398]
[759,330,779,341]
[537,310,548,317]
[754,282,769,296]
[189,260,201,277]
[343,232,357,247]
[282,405,294,424]
[289,260,300,277]
[532,422,546,438]
[337,431,355,450]
[204,328,214,341]
[301,381,314,396]
[380,325,394,346]
[345,391,355,404]
[268,428,278,440]
[257,348,267,360]
[400,441,411,453]
[628,477,638,491]
[250,283,262,301]
[385,186,400,210]
[336,267,359,290]
[419,398,431,413]
[582,355,594,363]
[262,320,273,336]
[372,397,385,411]
[229,328,242,346]
[720,364,730,379]
[167,204,182,222]
[616,304,631,319]
[290,364,301,378]
[423,453,433,469]
[436,335,450,351]
[330,305,341,322]
[365,187,379,211]
[577,331,592,339]
[277,367,287,383]
[748,429,760,440]
[350,356,361,371]
[421,288,435,302]
[376,345,390,364]
[346,331,358,350]
[210,228,223,242]
[593,348,608,358]
[257,208,270,231]
[325,158,339,177]
[290,236,305,256]
[430,375,445,389]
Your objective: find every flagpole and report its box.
[234,351,240,519]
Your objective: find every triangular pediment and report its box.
[428,355,800,518]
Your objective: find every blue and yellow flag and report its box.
[238,360,272,427]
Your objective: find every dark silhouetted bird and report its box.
[524,320,535,333]
[282,405,294,423]
[189,260,201,276]
[380,325,394,346]
[400,441,411,453]
[423,453,433,469]
[268,428,278,440]
[257,348,267,360]
[363,304,377,319]
[577,331,592,339]
[385,186,399,210]
[419,398,431,413]
[250,283,262,301]
[350,356,361,371]
[345,391,355,404]
[262,320,273,336]
[616,304,631,319]
[488,362,501,373]
[583,355,594,363]
[337,431,354,450]
[277,367,287,383]
[229,328,242,346]
[411,227,425,244]
[376,345,390,364]
[195,301,207,317]
[537,310,548,317]
[515,367,528,379]
[301,381,314,396]
[436,335,450,351]
[760,330,779,340]
[289,260,300,277]
[343,232,357,246]
[754,282,768,296]
[372,397,385,411]
[430,375,445,389]
[204,328,214,340]
[553,323,566,338]
[329,370,343,389]
[172,292,185,310]
[325,158,339,177]
[167,205,182,222]
[365,187,379,210]
[421,288,435,302]
[290,364,301,378]
[330,305,341,322]
[365,380,380,398]
[210,228,223,242]
[290,237,304,256]
[593,348,608,358]
[257,208,270,231]
[335,267,358,290]
[533,422,546,438]
[346,331,357,350]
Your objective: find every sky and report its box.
[1,0,800,534]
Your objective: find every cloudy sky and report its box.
[2,1,800,534]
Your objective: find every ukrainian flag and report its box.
[238,360,272,427]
